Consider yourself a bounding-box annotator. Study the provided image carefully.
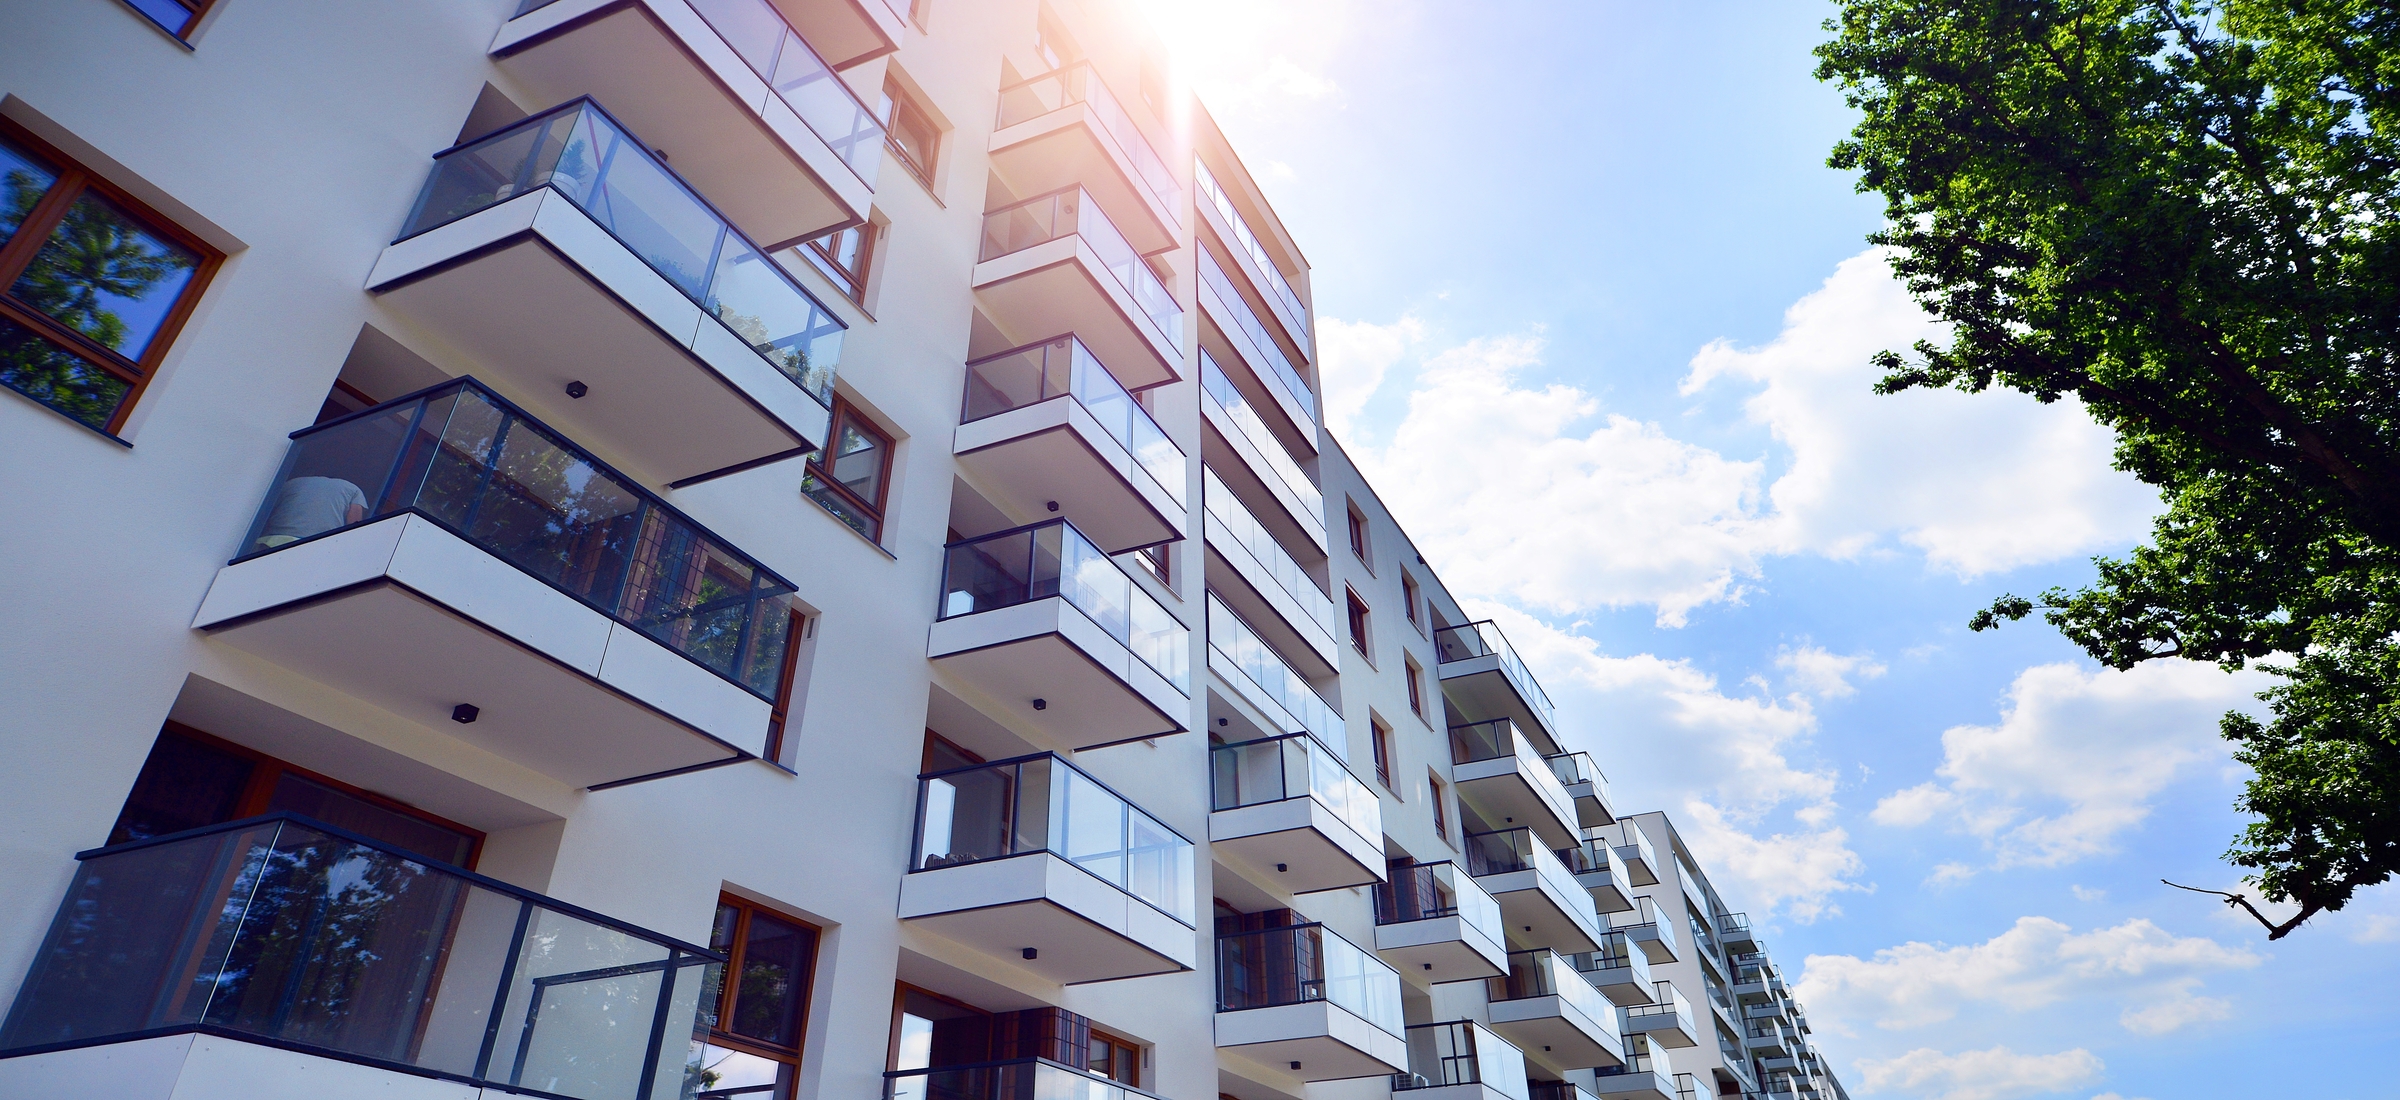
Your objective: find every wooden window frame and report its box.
[709,894,825,1091]
[801,220,876,305]
[142,722,486,866]
[1345,504,1371,570]
[881,78,940,191]
[1345,587,1372,663]
[1405,659,1426,720]
[1369,719,1393,790]
[1428,771,1449,841]
[0,117,223,436]
[761,606,810,764]
[887,981,992,1071]
[1402,573,1423,634]
[1132,542,1170,586]
[119,0,217,40]
[803,397,896,539]
[1085,1025,1141,1086]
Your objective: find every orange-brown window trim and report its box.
[155,721,487,867]
[710,895,824,1080]
[0,117,222,436]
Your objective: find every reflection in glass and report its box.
[238,378,802,702]
[0,134,59,248]
[1204,595,1342,746]
[994,63,1184,223]
[939,520,1188,692]
[11,191,198,361]
[911,753,1194,924]
[0,313,130,429]
[977,188,1182,347]
[961,337,1186,505]
[1208,731,1381,843]
[1212,922,1402,1034]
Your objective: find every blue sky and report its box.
[1139,1,2400,1097]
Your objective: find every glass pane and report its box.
[556,111,723,300]
[684,1041,792,1099]
[1124,808,1193,923]
[709,238,840,398]
[726,911,812,1047]
[826,419,886,504]
[0,133,59,249]
[942,530,1033,618]
[264,772,477,867]
[961,340,1068,423]
[740,595,800,699]
[105,730,256,845]
[917,763,1019,868]
[1059,766,1126,890]
[492,908,676,1100]
[10,191,199,362]
[623,520,760,680]
[406,115,568,235]
[1057,526,1128,641]
[0,311,131,429]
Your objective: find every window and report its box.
[703,896,823,1098]
[1402,573,1422,633]
[801,221,876,304]
[1370,719,1393,789]
[108,723,482,866]
[1345,504,1370,567]
[1405,659,1426,719]
[881,78,940,189]
[1429,772,1449,840]
[761,606,810,764]
[1133,543,1170,585]
[1345,588,1371,661]
[119,0,215,39]
[1033,8,1079,70]
[0,121,220,434]
[801,398,894,540]
[1086,1027,1140,1086]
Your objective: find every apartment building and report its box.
[0,3,1845,1100]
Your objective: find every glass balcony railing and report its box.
[1545,750,1613,805]
[1529,1080,1595,1100]
[939,519,1188,692]
[1206,593,1343,747]
[1557,839,1627,883]
[1374,860,1505,948]
[399,99,848,407]
[1394,1021,1527,1099]
[1491,949,1616,1029]
[1570,930,1652,987]
[962,336,1185,505]
[911,751,1194,924]
[1463,827,1588,915]
[886,1057,1168,1100]
[1199,351,1323,521]
[1202,466,1335,636]
[0,813,720,1100]
[1193,159,1308,354]
[1623,983,1695,1037]
[237,378,802,702]
[980,187,1183,348]
[1210,730,1380,843]
[1434,620,1559,738]
[1214,922,1402,1036]
[995,62,1184,225]
[682,0,887,183]
[1198,249,1313,429]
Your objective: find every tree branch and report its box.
[2161,878,2318,939]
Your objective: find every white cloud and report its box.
[1795,916,2260,1037]
[1779,644,1886,699]
[2072,885,2108,903]
[1928,862,1976,887]
[1856,1046,2104,1100]
[1358,337,1779,626]
[1869,661,2269,867]
[1315,315,1422,438]
[1683,249,2160,577]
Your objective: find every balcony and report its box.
[885,1057,1169,1100]
[1719,912,1758,954]
[1613,898,1681,965]
[367,99,849,483]
[1200,350,1326,553]
[1392,1021,1529,1100]
[1207,594,1345,749]
[1463,828,1602,955]
[1571,931,1657,1008]
[1609,823,1661,887]
[1215,922,1406,1080]
[494,0,884,249]
[931,519,1191,748]
[1373,861,1508,982]
[1209,731,1383,892]
[956,336,1187,554]
[1733,963,1778,1005]
[1485,949,1626,1072]
[1450,719,1580,849]
[0,814,718,1100]
[990,62,1183,255]
[1198,249,1315,441]
[1545,751,1618,828]
[192,379,794,788]
[1619,985,1697,1049]
[1435,621,1561,753]
[1529,1079,1598,1100]
[1195,159,1310,359]
[1560,841,1637,916]
[1592,1042,1680,1100]
[976,188,1183,389]
[899,752,1196,983]
[1204,467,1338,674]
[1742,1020,1793,1060]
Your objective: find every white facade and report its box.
[0,4,1844,1100]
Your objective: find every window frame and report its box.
[1345,504,1371,570]
[1084,1025,1141,1086]
[1401,573,1423,634]
[1405,658,1426,721]
[880,77,941,191]
[1428,771,1449,841]
[801,396,896,540]
[761,606,811,765]
[118,0,216,40]
[1345,587,1372,663]
[708,893,825,1094]
[115,722,486,865]
[800,220,877,305]
[1369,719,1393,790]
[0,118,223,436]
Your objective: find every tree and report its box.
[1814,0,2400,937]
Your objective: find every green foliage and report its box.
[1817,0,2400,936]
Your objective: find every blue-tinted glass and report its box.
[0,313,131,429]
[0,135,59,249]
[122,0,198,37]
[11,191,198,361]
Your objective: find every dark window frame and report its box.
[801,220,877,305]
[802,397,897,540]
[1369,719,1393,790]
[1429,771,1449,841]
[1405,659,1426,720]
[707,893,825,1094]
[118,0,216,40]
[881,78,941,191]
[1401,573,1423,633]
[1345,587,1372,662]
[0,118,223,436]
